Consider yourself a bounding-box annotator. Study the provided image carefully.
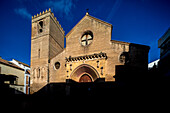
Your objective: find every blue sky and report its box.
[0,0,170,65]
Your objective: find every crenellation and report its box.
[32,8,52,19]
[32,8,65,34]
[49,8,51,12]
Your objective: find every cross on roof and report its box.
[86,8,89,15]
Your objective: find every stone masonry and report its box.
[30,9,150,94]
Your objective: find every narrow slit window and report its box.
[38,49,40,58]
[38,68,40,78]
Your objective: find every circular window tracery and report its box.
[80,30,93,46]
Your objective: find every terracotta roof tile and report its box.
[0,58,24,71]
[13,59,30,67]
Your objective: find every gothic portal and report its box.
[30,9,150,94]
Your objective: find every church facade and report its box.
[30,9,150,94]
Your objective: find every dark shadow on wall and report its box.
[1,76,170,111]
[0,74,24,95]
[1,50,170,111]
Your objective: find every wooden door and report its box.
[79,74,92,82]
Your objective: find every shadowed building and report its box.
[10,59,30,94]
[0,57,25,94]
[158,28,170,77]
[30,9,150,94]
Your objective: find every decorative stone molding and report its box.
[65,52,107,62]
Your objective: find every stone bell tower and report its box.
[30,8,65,94]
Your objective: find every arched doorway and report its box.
[79,74,92,82]
[70,64,99,82]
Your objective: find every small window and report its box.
[38,21,43,33]
[119,52,129,64]
[39,21,43,28]
[38,49,40,58]
[37,68,40,78]
[54,62,60,70]
[39,29,43,33]
[119,54,126,63]
[20,87,23,90]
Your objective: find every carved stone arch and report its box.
[79,72,93,82]
[41,66,47,79]
[32,68,38,80]
[32,68,36,79]
[70,64,99,82]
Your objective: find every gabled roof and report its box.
[13,59,30,67]
[0,58,24,71]
[66,13,113,38]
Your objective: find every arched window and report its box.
[38,21,43,33]
[33,68,36,79]
[119,54,126,63]
[37,68,40,78]
[119,52,129,64]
